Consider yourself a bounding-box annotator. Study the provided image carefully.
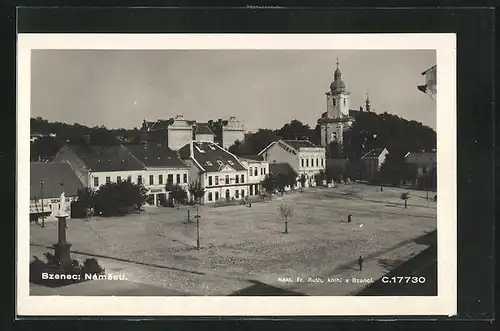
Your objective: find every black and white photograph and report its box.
[17,34,457,316]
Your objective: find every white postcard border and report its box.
[17,33,457,316]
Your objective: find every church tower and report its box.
[365,93,371,112]
[318,59,351,149]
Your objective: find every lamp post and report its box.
[194,203,201,250]
[40,180,45,228]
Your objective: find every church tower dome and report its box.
[330,59,347,94]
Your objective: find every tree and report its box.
[299,174,307,191]
[93,181,147,217]
[168,184,188,208]
[327,141,343,159]
[314,170,326,186]
[379,152,407,185]
[278,204,293,234]
[261,174,276,196]
[285,169,299,191]
[275,173,288,193]
[188,180,205,204]
[400,192,410,208]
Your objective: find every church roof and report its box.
[194,123,215,136]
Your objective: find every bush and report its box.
[29,253,105,288]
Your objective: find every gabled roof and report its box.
[30,162,84,199]
[67,145,145,172]
[282,139,319,150]
[123,144,188,169]
[421,65,437,75]
[141,119,170,132]
[194,123,215,136]
[405,152,436,164]
[361,148,387,159]
[269,162,298,177]
[178,141,246,173]
[239,155,265,162]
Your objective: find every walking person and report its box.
[357,256,364,271]
[347,214,352,223]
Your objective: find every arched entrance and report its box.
[225,189,230,200]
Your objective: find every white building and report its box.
[178,141,250,203]
[124,144,190,206]
[221,116,245,149]
[238,155,269,196]
[30,162,84,221]
[258,139,326,187]
[53,144,189,207]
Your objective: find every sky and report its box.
[31,49,436,132]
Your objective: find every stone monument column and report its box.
[53,192,72,266]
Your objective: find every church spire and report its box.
[334,58,342,80]
[365,93,371,112]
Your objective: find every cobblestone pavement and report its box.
[29,184,437,296]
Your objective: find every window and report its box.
[159,175,163,185]
[149,175,154,185]
[183,173,187,183]
[176,174,181,183]
[167,174,173,184]
[344,99,346,106]
[215,176,219,185]
[127,175,132,182]
[254,168,258,176]
[301,159,304,167]
[261,168,263,175]
[311,159,314,167]
[225,175,229,183]
[215,192,219,200]
[106,176,111,184]
[217,160,224,166]
[93,177,99,187]
[316,158,319,167]
[228,160,234,165]
[241,174,245,183]
[209,176,213,186]
[208,192,213,201]
[117,176,122,183]
[250,186,254,196]
[206,161,213,166]
[321,158,324,167]
[137,175,142,185]
[241,189,245,197]
[306,159,309,167]
[235,190,239,199]
[235,175,239,184]
[263,168,266,175]
[249,167,253,176]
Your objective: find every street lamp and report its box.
[194,202,201,250]
[40,180,45,228]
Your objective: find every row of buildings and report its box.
[29,137,331,220]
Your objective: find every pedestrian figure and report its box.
[347,214,352,223]
[357,256,364,271]
[433,194,437,202]
[380,186,383,192]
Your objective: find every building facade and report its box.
[258,139,326,187]
[178,141,251,203]
[30,162,84,221]
[53,144,189,207]
[360,148,389,182]
[221,116,246,150]
[239,155,269,196]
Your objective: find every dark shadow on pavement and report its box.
[229,280,307,296]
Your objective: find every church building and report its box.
[317,60,372,148]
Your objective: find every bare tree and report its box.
[278,203,293,234]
